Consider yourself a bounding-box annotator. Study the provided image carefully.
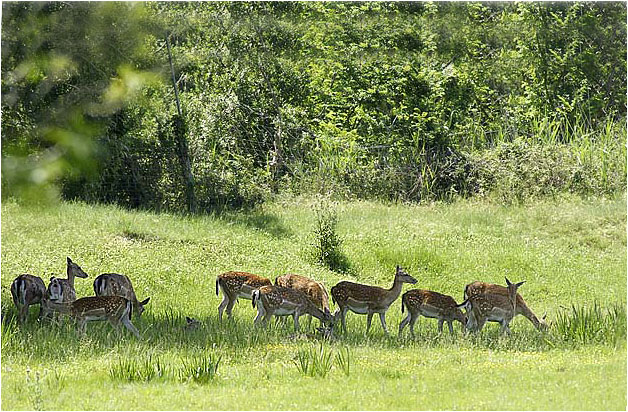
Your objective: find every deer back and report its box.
[11,274,46,306]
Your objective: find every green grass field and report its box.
[1,195,626,410]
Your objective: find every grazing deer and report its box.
[464,280,547,330]
[53,257,89,303]
[399,289,467,337]
[10,274,47,323]
[331,265,417,334]
[275,274,330,324]
[458,277,525,334]
[252,285,334,332]
[45,296,140,338]
[93,273,150,318]
[215,271,272,321]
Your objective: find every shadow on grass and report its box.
[217,210,292,238]
[2,301,625,366]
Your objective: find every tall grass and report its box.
[553,302,627,346]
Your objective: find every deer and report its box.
[457,277,525,334]
[51,257,89,303]
[464,280,547,330]
[45,295,140,338]
[331,265,417,335]
[93,273,150,318]
[275,274,330,325]
[398,289,467,337]
[252,285,334,332]
[215,271,272,321]
[10,274,47,323]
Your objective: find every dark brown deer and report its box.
[10,274,47,323]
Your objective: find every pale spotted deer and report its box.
[45,296,140,338]
[93,273,150,318]
[331,265,417,334]
[464,280,547,330]
[10,274,47,323]
[398,289,467,337]
[275,274,330,324]
[215,271,272,321]
[252,285,334,332]
[458,277,525,334]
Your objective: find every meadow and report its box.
[1,195,626,410]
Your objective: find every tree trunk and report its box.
[166,33,196,213]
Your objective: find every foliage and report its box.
[2,2,626,210]
[179,354,221,384]
[553,302,627,346]
[311,200,350,273]
[293,344,334,378]
[110,354,167,382]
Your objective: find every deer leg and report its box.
[447,320,454,335]
[121,317,141,339]
[337,307,348,333]
[437,319,444,334]
[253,303,265,325]
[398,313,410,336]
[225,296,237,319]
[77,318,87,335]
[18,304,28,324]
[409,313,419,338]
[293,313,300,332]
[262,309,273,328]
[500,320,512,335]
[217,294,229,321]
[366,312,373,333]
[378,312,389,335]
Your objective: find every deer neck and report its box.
[383,277,404,306]
[66,268,75,288]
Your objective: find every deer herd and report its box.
[9,257,548,339]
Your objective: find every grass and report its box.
[1,194,626,410]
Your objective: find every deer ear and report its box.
[515,281,526,288]
[505,277,512,286]
[140,297,150,306]
[542,312,547,320]
[67,257,72,264]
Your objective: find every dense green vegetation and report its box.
[1,196,626,410]
[2,2,626,211]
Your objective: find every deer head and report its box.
[395,265,418,285]
[67,257,88,279]
[505,277,525,313]
[135,297,151,317]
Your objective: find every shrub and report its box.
[311,201,350,273]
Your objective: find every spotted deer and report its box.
[458,277,525,334]
[331,265,417,334]
[93,273,150,318]
[52,257,89,303]
[399,289,467,337]
[10,274,47,323]
[464,280,547,330]
[252,285,334,332]
[45,296,140,338]
[275,274,330,324]
[215,271,272,321]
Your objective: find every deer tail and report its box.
[215,277,220,296]
[252,290,259,308]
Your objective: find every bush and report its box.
[311,201,350,273]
